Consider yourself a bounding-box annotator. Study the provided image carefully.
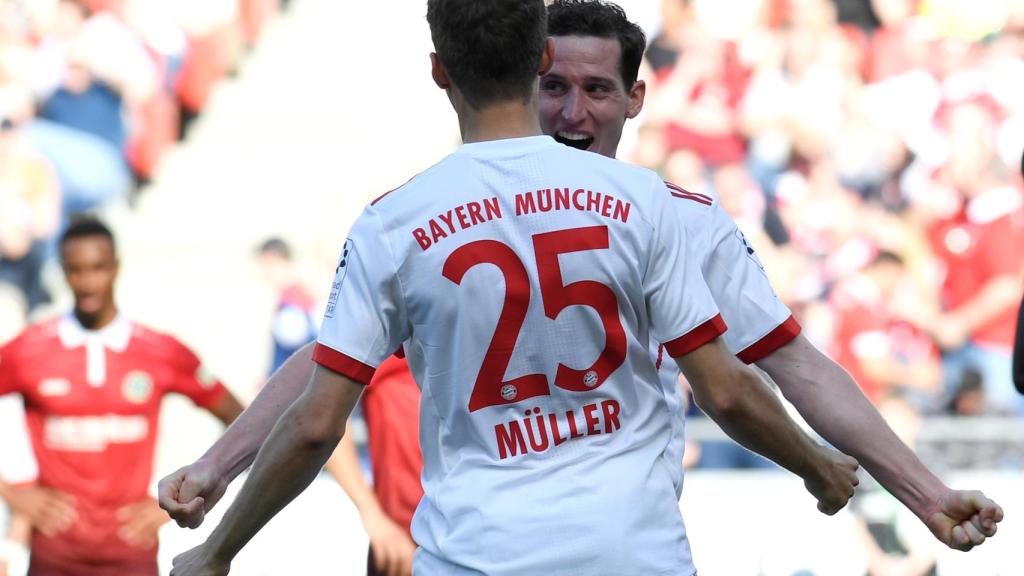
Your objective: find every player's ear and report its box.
[626,79,645,120]
[538,38,554,76]
[430,52,450,90]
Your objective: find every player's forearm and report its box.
[201,342,317,480]
[759,335,945,519]
[689,364,823,480]
[204,392,344,564]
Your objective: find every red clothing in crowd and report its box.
[0,315,227,574]
[360,355,423,535]
[831,276,938,403]
[928,186,1024,348]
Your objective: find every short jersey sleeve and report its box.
[164,337,228,408]
[0,337,23,397]
[0,395,37,484]
[704,205,800,363]
[313,206,410,385]
[644,178,725,357]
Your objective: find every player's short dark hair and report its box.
[870,250,904,268]
[258,237,292,260]
[547,0,647,89]
[60,216,116,255]
[426,0,547,110]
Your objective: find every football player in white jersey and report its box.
[162,2,879,575]
[538,0,1004,552]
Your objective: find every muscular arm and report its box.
[676,337,857,513]
[756,334,945,520]
[159,343,317,528]
[181,365,363,571]
[201,342,316,480]
[206,393,246,427]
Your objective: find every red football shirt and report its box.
[928,186,1024,348]
[0,315,227,570]
[360,355,422,535]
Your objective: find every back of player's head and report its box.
[60,215,116,255]
[426,0,547,110]
[258,237,292,260]
[869,249,903,268]
[547,0,647,89]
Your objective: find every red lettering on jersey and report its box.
[584,403,601,435]
[601,400,620,433]
[524,408,550,452]
[413,227,432,250]
[455,205,471,229]
[573,189,587,211]
[612,200,630,223]
[554,187,570,210]
[493,400,624,460]
[483,197,502,220]
[549,413,568,446]
[495,420,528,460]
[437,211,457,234]
[429,219,449,243]
[413,197,504,252]
[600,194,613,218]
[467,202,486,226]
[515,192,538,216]
[537,189,553,212]
[587,190,601,212]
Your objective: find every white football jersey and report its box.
[316,136,724,575]
[655,183,799,497]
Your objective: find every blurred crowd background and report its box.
[0,0,1022,573]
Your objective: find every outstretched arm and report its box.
[676,338,859,515]
[159,342,316,528]
[758,334,1003,550]
[170,365,364,576]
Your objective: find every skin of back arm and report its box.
[202,366,364,565]
[757,334,945,520]
[675,337,824,480]
[200,342,317,481]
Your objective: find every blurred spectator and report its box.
[257,237,317,376]
[830,251,941,407]
[627,0,1024,426]
[0,217,244,575]
[0,89,61,312]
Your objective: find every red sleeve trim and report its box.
[664,314,727,357]
[312,343,376,385]
[736,315,802,364]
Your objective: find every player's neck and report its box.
[74,306,118,331]
[458,99,543,144]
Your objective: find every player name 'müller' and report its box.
[413,188,632,251]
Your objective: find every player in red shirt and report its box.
[1015,149,1024,395]
[0,218,244,576]
[829,251,941,404]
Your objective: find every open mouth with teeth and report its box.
[554,131,594,151]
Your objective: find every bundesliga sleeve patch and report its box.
[325,239,353,319]
[736,229,766,273]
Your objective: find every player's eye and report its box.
[541,80,566,94]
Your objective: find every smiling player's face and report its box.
[539,35,644,159]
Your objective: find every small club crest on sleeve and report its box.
[326,239,354,318]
